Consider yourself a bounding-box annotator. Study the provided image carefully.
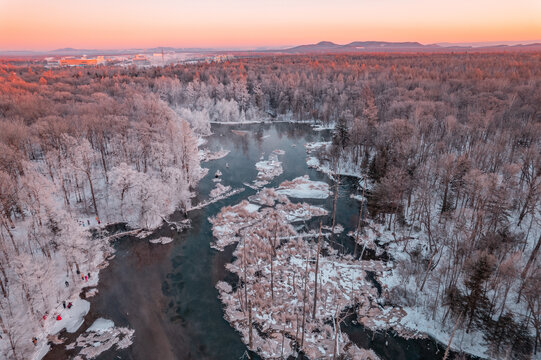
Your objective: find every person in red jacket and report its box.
[56,315,62,321]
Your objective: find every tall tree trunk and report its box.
[443,312,463,360]
[353,208,362,258]
[8,331,19,360]
[466,296,477,333]
[1,219,19,256]
[521,234,541,280]
[270,253,274,302]
[243,239,248,312]
[313,222,322,320]
[281,323,285,359]
[517,173,539,226]
[419,249,438,292]
[332,312,339,360]
[248,300,253,349]
[60,177,70,206]
[331,171,340,246]
[295,312,299,347]
[86,172,99,221]
[440,178,450,219]
[301,254,309,349]
[0,277,6,298]
[99,143,109,183]
[236,280,244,313]
[499,284,511,319]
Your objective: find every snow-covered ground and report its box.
[24,249,108,360]
[302,143,495,357]
[276,175,331,199]
[211,183,379,359]
[240,150,287,190]
[149,237,174,245]
[305,142,375,190]
[199,148,230,162]
[350,193,367,202]
[67,318,134,360]
[210,183,231,198]
[189,187,245,212]
[312,123,335,131]
[303,141,541,359]
[276,200,328,223]
[355,219,492,358]
[255,154,283,182]
[1,118,207,360]
[86,318,114,333]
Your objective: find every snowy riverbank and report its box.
[303,138,540,359]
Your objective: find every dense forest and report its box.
[0,61,204,359]
[0,52,540,359]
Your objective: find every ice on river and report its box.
[86,318,114,333]
[276,175,331,199]
[304,141,331,153]
[149,237,174,245]
[68,318,134,360]
[255,154,283,182]
[199,148,230,162]
[210,183,231,198]
[209,187,327,250]
[243,203,260,213]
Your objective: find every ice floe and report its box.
[276,175,331,199]
[149,237,174,245]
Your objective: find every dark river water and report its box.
[45,123,471,360]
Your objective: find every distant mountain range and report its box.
[279,40,541,53]
[1,41,541,57]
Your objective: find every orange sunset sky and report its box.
[1,0,540,50]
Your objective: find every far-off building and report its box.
[132,54,150,65]
[60,56,105,66]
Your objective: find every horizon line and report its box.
[2,39,541,54]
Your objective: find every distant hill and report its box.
[52,47,88,53]
[280,41,541,53]
[285,41,343,53]
[282,41,439,53]
[2,41,541,58]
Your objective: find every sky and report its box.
[1,0,540,50]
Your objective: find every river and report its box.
[45,122,472,360]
